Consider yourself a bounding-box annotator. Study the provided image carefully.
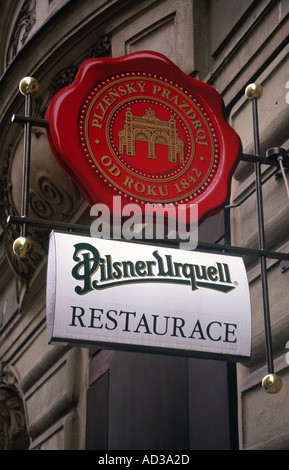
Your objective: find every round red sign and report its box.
[46,51,242,222]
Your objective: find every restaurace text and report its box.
[69,306,237,343]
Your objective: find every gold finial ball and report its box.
[262,373,282,394]
[245,83,263,100]
[19,76,39,96]
[12,237,32,258]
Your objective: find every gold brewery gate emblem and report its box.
[80,74,218,203]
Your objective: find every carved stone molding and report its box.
[89,34,112,59]
[0,34,112,284]
[35,35,112,118]
[47,35,112,98]
[0,364,29,450]
[6,0,36,67]
[0,127,81,284]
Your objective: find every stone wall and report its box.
[0,0,288,450]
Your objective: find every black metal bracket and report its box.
[7,79,289,386]
[11,114,49,128]
[6,214,289,263]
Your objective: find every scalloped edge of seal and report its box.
[46,50,242,223]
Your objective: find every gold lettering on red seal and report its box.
[82,75,218,203]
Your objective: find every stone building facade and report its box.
[0,0,288,450]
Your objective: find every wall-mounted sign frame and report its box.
[9,71,289,390]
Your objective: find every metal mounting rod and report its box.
[16,77,39,240]
[241,153,279,166]
[20,93,32,237]
[249,86,274,375]
[7,214,289,261]
[11,113,49,128]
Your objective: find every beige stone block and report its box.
[29,412,79,450]
[25,348,82,438]
[38,426,65,451]
[111,0,194,74]
[211,2,289,107]
[245,262,289,367]
[241,367,289,449]
[230,45,289,161]
[16,325,65,393]
[230,165,289,255]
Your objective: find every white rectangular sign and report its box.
[46,232,251,361]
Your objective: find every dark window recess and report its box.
[85,211,238,450]
[85,371,109,450]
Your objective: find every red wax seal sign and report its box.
[46,51,242,223]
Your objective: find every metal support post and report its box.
[21,93,31,237]
[245,83,282,393]
[12,77,39,258]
